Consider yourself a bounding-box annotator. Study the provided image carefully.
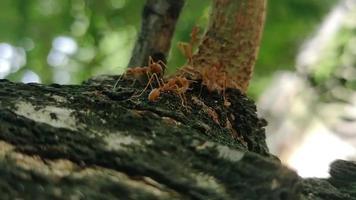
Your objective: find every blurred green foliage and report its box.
[250,0,337,97]
[0,0,337,98]
[309,12,356,101]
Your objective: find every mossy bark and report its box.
[0,77,354,199]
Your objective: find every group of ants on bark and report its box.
[114,26,230,107]
[114,0,266,108]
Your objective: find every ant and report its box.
[179,62,230,107]
[127,56,165,77]
[113,55,192,107]
[113,56,166,90]
[178,26,201,64]
[200,63,231,107]
[148,76,192,106]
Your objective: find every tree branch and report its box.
[0,78,355,199]
[192,0,267,92]
[129,0,185,67]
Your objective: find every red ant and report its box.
[178,26,201,64]
[126,56,165,77]
[200,63,231,106]
[148,76,192,106]
[113,55,192,107]
[113,56,166,90]
[178,62,231,107]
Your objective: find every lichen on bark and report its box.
[0,78,355,199]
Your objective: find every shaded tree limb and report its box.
[0,78,355,199]
[128,0,185,67]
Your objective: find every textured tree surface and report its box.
[0,77,355,200]
[0,0,355,199]
[192,0,267,92]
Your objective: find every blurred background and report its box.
[0,0,355,178]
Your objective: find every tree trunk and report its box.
[192,0,267,92]
[0,77,355,199]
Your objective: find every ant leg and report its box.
[148,56,154,66]
[131,75,156,98]
[157,60,167,72]
[222,72,231,106]
[179,93,185,107]
[113,73,125,91]
[151,73,164,88]
[182,93,188,107]
[131,71,163,99]
[178,42,192,64]
[145,72,163,89]
[145,73,154,89]
[198,84,203,97]
[179,92,189,109]
[222,72,226,101]
[172,85,187,108]
[180,66,196,77]
[130,79,138,87]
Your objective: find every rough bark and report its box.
[192,0,267,92]
[128,0,185,67]
[0,78,355,199]
[0,0,355,199]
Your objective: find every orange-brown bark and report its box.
[192,0,267,92]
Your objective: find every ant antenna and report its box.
[113,73,125,91]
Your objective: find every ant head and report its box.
[148,53,167,73]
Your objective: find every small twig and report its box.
[129,0,185,68]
